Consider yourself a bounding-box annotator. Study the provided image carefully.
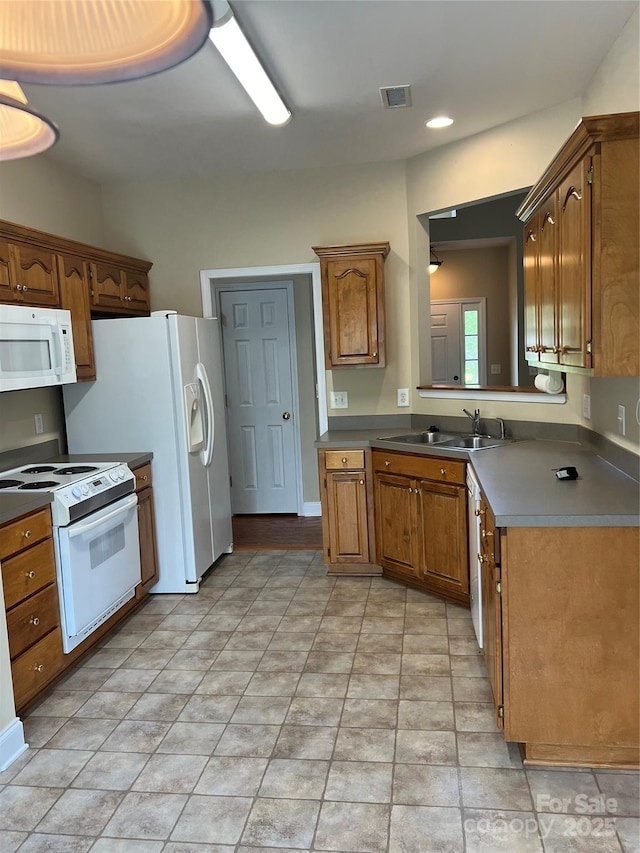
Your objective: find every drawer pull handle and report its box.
[32,664,44,672]
[22,529,32,539]
[25,571,36,579]
[29,616,40,626]
[341,457,347,464]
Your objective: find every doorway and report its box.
[201,263,326,518]
[431,298,487,386]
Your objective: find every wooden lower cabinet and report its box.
[0,508,64,711]
[133,462,159,596]
[489,519,639,768]
[479,497,503,729]
[372,450,469,604]
[318,449,380,576]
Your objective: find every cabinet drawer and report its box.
[7,583,60,659]
[133,463,153,491]
[325,450,365,470]
[2,538,56,610]
[0,509,52,560]
[372,450,465,485]
[11,626,64,711]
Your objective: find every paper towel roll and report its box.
[534,372,564,394]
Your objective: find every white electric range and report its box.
[0,460,141,652]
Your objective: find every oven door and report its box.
[55,492,141,652]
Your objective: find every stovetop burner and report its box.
[55,465,99,475]
[19,481,60,490]
[0,479,24,489]
[22,465,57,474]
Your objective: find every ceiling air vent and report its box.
[379,85,412,109]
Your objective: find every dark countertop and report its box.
[0,452,153,527]
[316,429,639,527]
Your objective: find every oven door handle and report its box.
[67,494,138,538]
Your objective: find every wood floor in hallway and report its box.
[232,513,323,550]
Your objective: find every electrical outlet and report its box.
[582,394,591,419]
[490,364,501,375]
[397,388,410,407]
[330,391,348,409]
[34,413,44,435]
[617,404,626,436]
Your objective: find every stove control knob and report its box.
[72,486,82,499]
[118,469,126,480]
[82,485,90,495]
[110,471,118,482]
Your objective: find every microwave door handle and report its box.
[196,362,215,468]
[50,324,64,375]
[67,494,138,538]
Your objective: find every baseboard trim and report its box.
[302,502,322,517]
[0,717,28,772]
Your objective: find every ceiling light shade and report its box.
[426,116,454,129]
[0,81,58,161]
[209,2,291,126]
[0,0,213,85]
[428,247,443,274]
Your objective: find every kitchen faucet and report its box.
[496,417,506,440]
[463,408,481,436]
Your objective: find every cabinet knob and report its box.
[23,286,28,292]
[359,479,364,485]
[25,570,36,579]
[22,529,32,539]
[16,284,23,291]
[477,553,486,563]
[482,529,494,539]
[440,468,446,476]
[371,351,377,358]
[341,457,347,464]
[32,664,44,672]
[408,487,413,493]
[526,346,537,352]
[384,461,390,467]
[551,346,561,354]
[474,508,485,517]
[29,616,40,626]
[142,475,148,481]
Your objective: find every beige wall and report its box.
[430,245,512,386]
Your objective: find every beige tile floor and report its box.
[0,549,638,852]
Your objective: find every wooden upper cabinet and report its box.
[9,242,59,306]
[57,253,96,381]
[90,261,126,310]
[124,268,151,313]
[0,238,14,301]
[518,111,638,376]
[313,242,390,368]
[557,156,592,369]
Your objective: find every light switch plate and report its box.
[330,391,348,409]
[490,364,501,375]
[34,413,44,435]
[617,404,626,436]
[582,394,591,419]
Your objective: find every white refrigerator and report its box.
[63,312,233,594]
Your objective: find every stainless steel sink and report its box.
[439,435,506,451]
[380,432,457,445]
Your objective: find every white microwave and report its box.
[0,304,77,392]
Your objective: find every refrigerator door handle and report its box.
[195,361,215,467]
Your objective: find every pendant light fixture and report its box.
[0,80,58,161]
[428,247,443,274]
[209,0,291,126]
[0,0,213,85]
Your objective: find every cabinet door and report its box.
[10,242,59,306]
[123,269,150,314]
[523,217,540,360]
[323,256,384,368]
[58,254,96,381]
[0,238,15,302]
[417,479,469,601]
[137,487,159,593]
[325,471,369,563]
[90,261,125,310]
[374,471,418,578]
[557,156,592,368]
[537,200,559,364]
[481,503,503,728]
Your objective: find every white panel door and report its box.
[430,302,462,385]
[220,288,297,513]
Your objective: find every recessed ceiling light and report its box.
[426,116,454,129]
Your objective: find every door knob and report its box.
[282,412,291,420]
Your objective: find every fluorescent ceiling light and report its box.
[426,116,454,129]
[209,14,291,126]
[0,0,212,85]
[0,80,58,161]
